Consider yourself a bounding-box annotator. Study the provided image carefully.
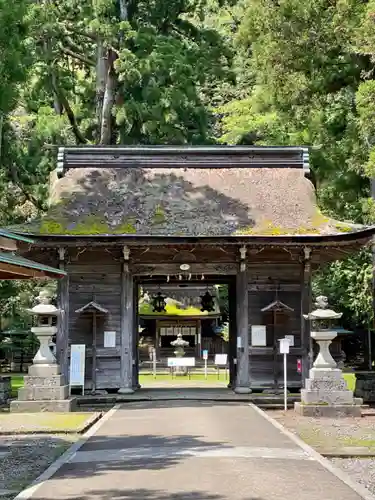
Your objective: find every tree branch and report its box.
[8,163,44,211]
[51,79,87,144]
[60,46,95,66]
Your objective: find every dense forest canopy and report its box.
[0,0,375,337]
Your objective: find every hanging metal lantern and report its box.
[152,292,166,313]
[201,291,215,312]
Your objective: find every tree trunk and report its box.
[99,49,117,145]
[98,0,128,145]
[96,39,107,142]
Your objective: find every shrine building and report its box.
[10,146,375,393]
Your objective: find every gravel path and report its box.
[268,409,375,496]
[330,458,375,495]
[0,433,78,499]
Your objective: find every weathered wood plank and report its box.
[235,268,250,393]
[56,248,69,381]
[131,263,238,275]
[118,261,134,393]
[300,249,312,384]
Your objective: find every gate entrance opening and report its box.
[134,276,237,389]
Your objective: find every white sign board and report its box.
[215,353,228,366]
[285,335,294,347]
[202,349,208,360]
[69,344,85,394]
[104,331,116,348]
[237,337,242,349]
[168,357,196,367]
[251,325,267,346]
[279,338,290,354]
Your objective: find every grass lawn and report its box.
[343,373,356,392]
[10,374,24,397]
[0,412,94,432]
[10,371,358,392]
[139,372,229,384]
[11,372,229,393]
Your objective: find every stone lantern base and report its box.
[294,368,362,418]
[10,364,76,413]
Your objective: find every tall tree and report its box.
[0,0,30,224]
[217,0,375,330]
[23,0,231,148]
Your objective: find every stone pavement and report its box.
[20,401,372,500]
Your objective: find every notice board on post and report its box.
[69,344,86,395]
[214,354,228,366]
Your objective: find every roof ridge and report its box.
[57,145,310,178]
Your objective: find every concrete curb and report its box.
[13,404,121,500]
[0,412,103,436]
[321,451,375,458]
[249,404,375,500]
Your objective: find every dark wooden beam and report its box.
[235,259,251,393]
[0,262,45,278]
[56,247,70,381]
[57,146,309,177]
[118,249,135,394]
[300,247,312,385]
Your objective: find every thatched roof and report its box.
[10,146,374,238]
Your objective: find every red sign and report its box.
[297,359,302,374]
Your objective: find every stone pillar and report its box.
[118,248,134,394]
[234,263,251,394]
[10,289,76,412]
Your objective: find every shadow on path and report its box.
[33,488,265,500]
[54,433,232,478]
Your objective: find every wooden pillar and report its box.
[91,312,97,393]
[118,247,134,394]
[235,249,251,394]
[300,247,312,386]
[228,280,237,388]
[132,279,140,389]
[197,320,202,357]
[56,247,69,382]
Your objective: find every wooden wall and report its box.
[67,249,122,389]
[63,247,306,391]
[248,263,303,390]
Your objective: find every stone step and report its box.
[10,398,77,413]
[23,375,65,387]
[18,385,69,401]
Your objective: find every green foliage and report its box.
[215,0,375,329]
[0,0,231,332]
[313,249,373,327]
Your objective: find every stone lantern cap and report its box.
[170,332,189,347]
[26,289,61,316]
[303,296,342,321]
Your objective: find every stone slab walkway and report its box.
[18,401,373,500]
[77,388,301,405]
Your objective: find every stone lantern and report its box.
[10,289,76,412]
[294,296,362,417]
[28,289,60,368]
[170,333,190,376]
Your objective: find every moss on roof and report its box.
[9,167,368,237]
